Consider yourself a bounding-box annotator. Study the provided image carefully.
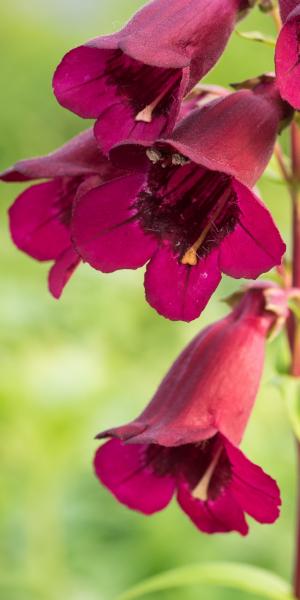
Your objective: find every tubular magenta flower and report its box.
[94,286,285,534]
[0,129,123,298]
[53,0,252,154]
[275,1,300,109]
[72,81,287,321]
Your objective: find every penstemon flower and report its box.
[53,0,254,154]
[0,129,124,298]
[0,89,217,300]
[94,286,287,534]
[275,0,300,109]
[72,78,289,321]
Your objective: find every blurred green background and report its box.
[0,2,295,599]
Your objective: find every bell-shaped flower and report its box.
[72,80,288,321]
[0,129,123,298]
[94,286,285,534]
[53,0,253,154]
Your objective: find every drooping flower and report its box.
[0,129,123,298]
[72,79,288,321]
[94,286,285,534]
[53,0,253,154]
[275,1,300,109]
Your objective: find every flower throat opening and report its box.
[106,50,182,122]
[137,149,240,264]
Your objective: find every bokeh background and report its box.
[0,2,295,599]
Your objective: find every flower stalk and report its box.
[290,122,300,598]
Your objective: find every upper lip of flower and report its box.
[96,286,286,447]
[52,0,248,153]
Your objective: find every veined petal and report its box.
[224,439,281,524]
[167,82,289,187]
[48,246,81,299]
[177,479,248,535]
[94,101,179,156]
[144,245,221,322]
[219,180,285,278]
[72,173,157,272]
[94,439,175,515]
[9,180,71,261]
[53,46,117,119]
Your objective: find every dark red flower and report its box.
[276,1,300,109]
[94,286,285,534]
[53,0,252,154]
[0,129,123,298]
[72,81,287,321]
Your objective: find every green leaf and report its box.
[236,30,276,46]
[116,562,294,600]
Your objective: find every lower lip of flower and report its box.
[136,152,240,263]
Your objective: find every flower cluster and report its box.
[1,0,298,536]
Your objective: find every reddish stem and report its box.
[290,122,300,598]
[293,122,300,186]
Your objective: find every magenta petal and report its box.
[145,245,221,322]
[275,7,300,110]
[0,129,109,181]
[9,180,71,261]
[94,439,175,515]
[94,102,176,156]
[219,181,285,279]
[48,247,81,299]
[167,83,287,187]
[224,440,281,524]
[72,174,157,272]
[118,0,238,78]
[177,480,248,535]
[53,46,116,118]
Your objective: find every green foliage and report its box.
[117,562,294,600]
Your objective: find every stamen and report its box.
[181,188,232,266]
[136,89,168,123]
[181,221,213,266]
[192,447,222,502]
[172,153,190,166]
[135,75,180,123]
[146,148,163,164]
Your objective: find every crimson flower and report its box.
[0,129,123,298]
[72,80,287,321]
[276,0,300,109]
[53,0,252,154]
[94,286,285,534]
